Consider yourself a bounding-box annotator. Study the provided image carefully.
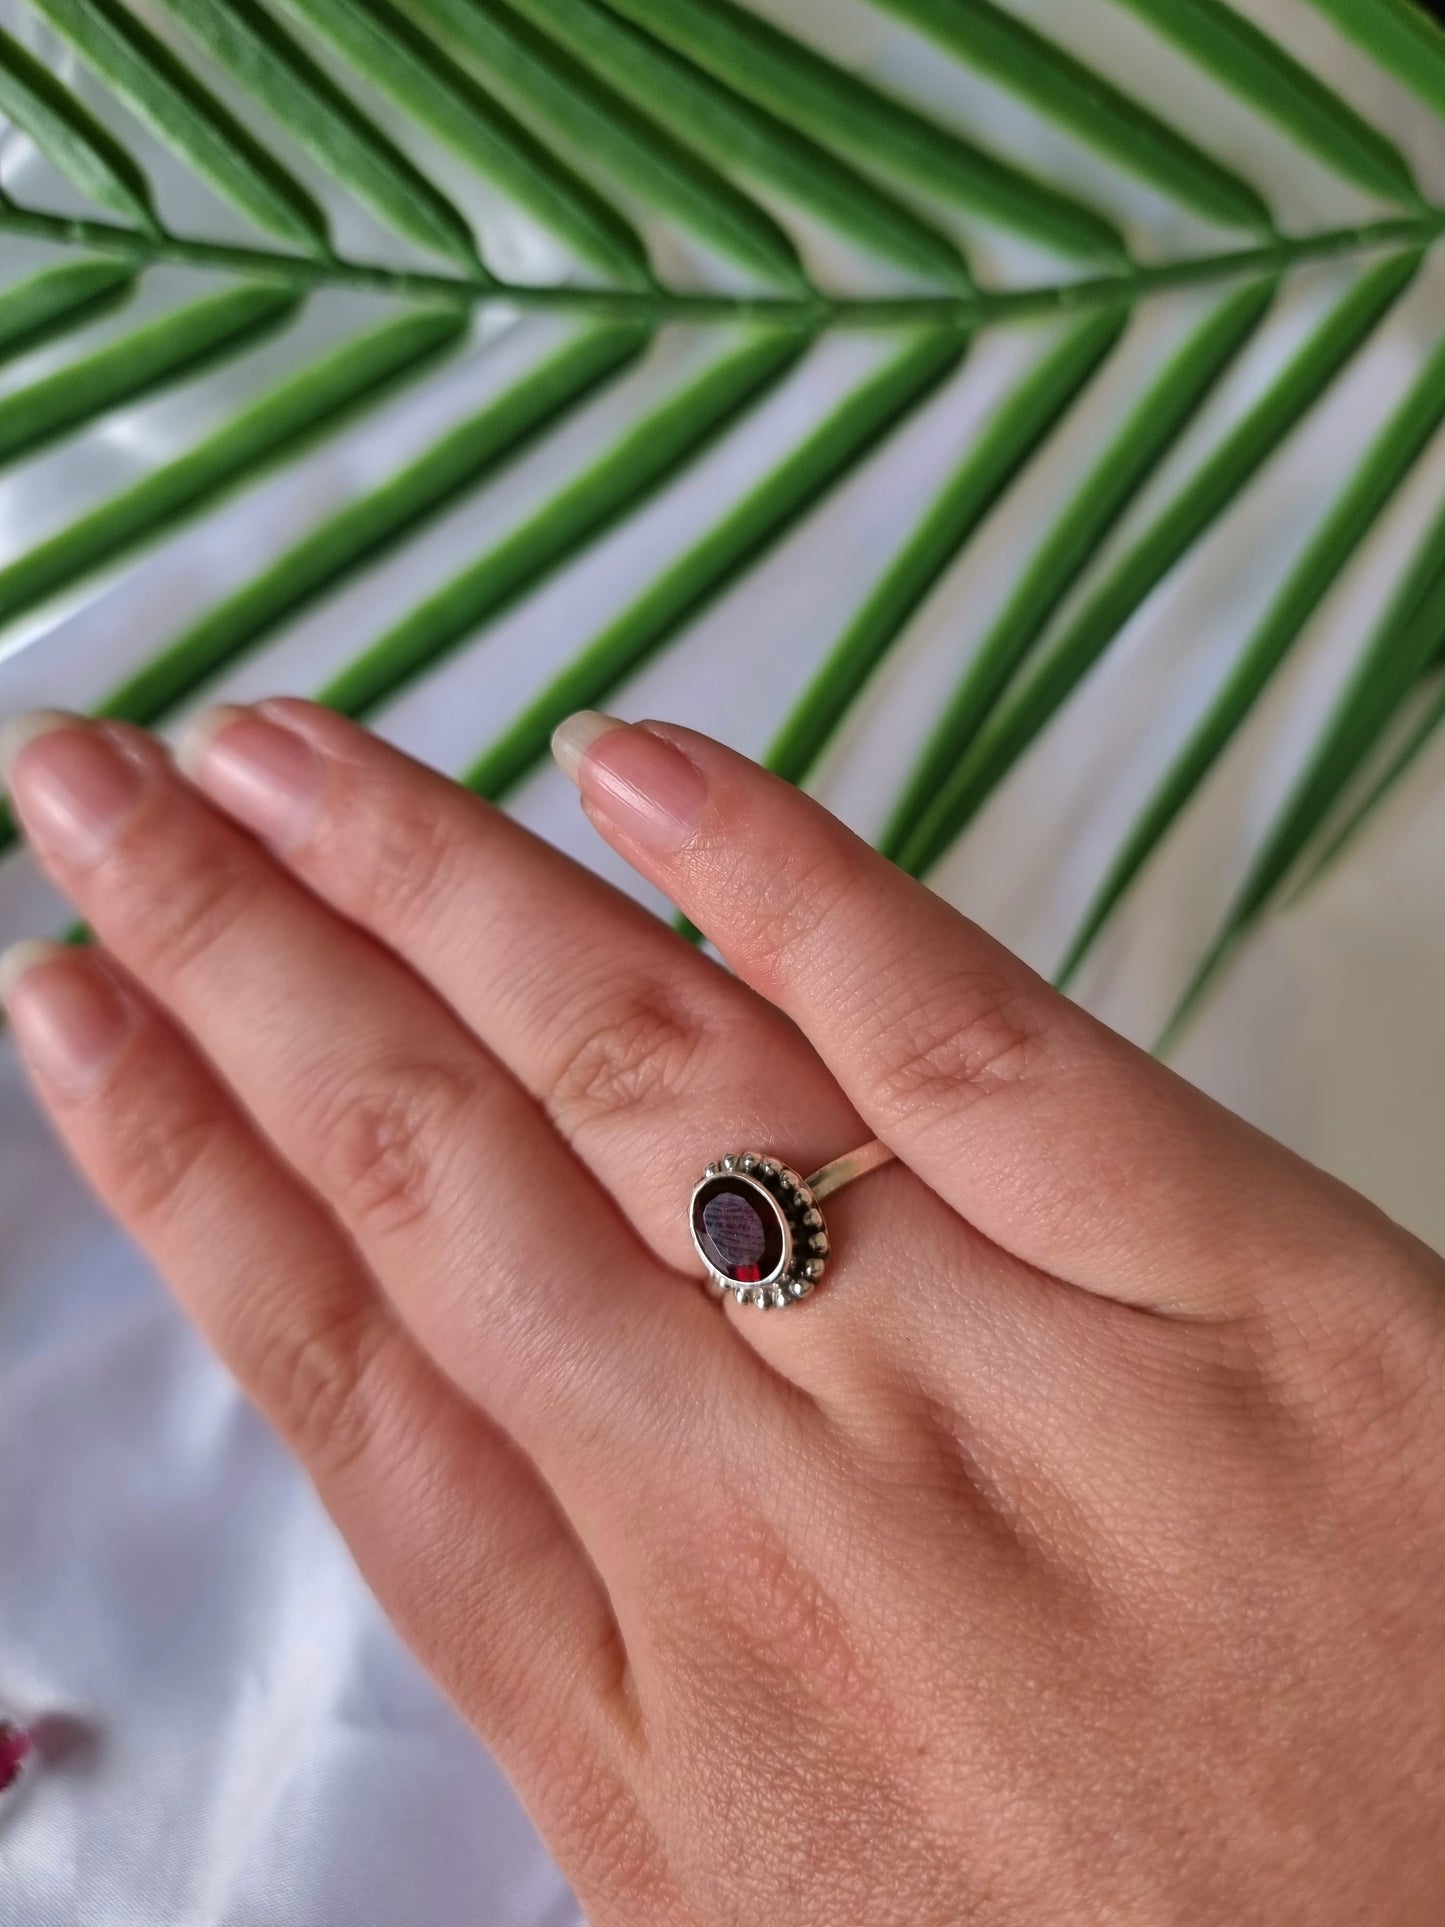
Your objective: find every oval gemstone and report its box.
[692,1175,787,1285]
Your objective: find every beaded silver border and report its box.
[690,1150,830,1308]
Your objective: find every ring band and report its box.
[688,1140,896,1308]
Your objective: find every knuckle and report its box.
[710,1514,866,1704]
[1291,1283,1445,1477]
[726,840,864,999]
[118,841,259,988]
[652,1489,871,1712]
[869,968,1058,1115]
[254,1297,389,1483]
[332,785,469,936]
[118,1101,240,1230]
[308,1055,477,1240]
[544,977,707,1129]
[541,1722,668,1909]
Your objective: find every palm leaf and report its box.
[500,0,972,289]
[1291,662,1445,885]
[1159,491,1445,1046]
[153,0,484,272]
[1056,324,1445,987]
[28,0,330,251]
[1304,0,1445,118]
[273,0,648,283]
[322,325,807,721]
[401,0,809,290]
[602,0,1128,261]
[873,273,1282,858]
[886,250,1423,875]
[0,0,1443,1053]
[465,326,967,800]
[1112,0,1423,204]
[0,258,138,363]
[0,18,158,229]
[867,0,1274,230]
[766,304,1133,789]
[0,279,297,468]
[0,305,466,628]
[95,322,649,718]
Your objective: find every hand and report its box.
[3,702,1444,1926]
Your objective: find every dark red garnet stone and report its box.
[692,1175,787,1285]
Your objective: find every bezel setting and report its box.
[688,1151,830,1308]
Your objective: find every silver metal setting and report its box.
[689,1141,895,1308]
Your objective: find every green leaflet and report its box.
[1303,0,1445,123]
[88,324,648,729]
[273,0,649,286]
[1294,666,1445,886]
[0,307,465,629]
[28,0,329,255]
[464,327,968,801]
[1110,0,1422,207]
[0,281,299,470]
[871,0,1271,232]
[0,261,137,367]
[0,22,157,231]
[1161,497,1445,1046]
[602,0,1127,261]
[401,0,807,291]
[880,275,1279,862]
[500,0,972,290]
[892,251,1422,880]
[1057,324,1445,987]
[153,0,483,274]
[318,327,808,716]
[766,307,1128,790]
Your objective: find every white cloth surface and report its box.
[3,2,1445,1922]
[0,1110,582,1926]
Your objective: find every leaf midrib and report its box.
[2,200,1441,330]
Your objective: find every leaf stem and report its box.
[1,199,1441,330]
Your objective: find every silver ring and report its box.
[688,1141,897,1308]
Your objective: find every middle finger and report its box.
[179,701,996,1385]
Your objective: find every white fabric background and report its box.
[2,2,1444,1921]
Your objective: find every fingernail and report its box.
[0,709,78,786]
[0,713,147,866]
[0,941,132,1092]
[551,712,705,851]
[178,705,322,852]
[550,710,622,783]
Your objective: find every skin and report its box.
[2,699,1444,1926]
